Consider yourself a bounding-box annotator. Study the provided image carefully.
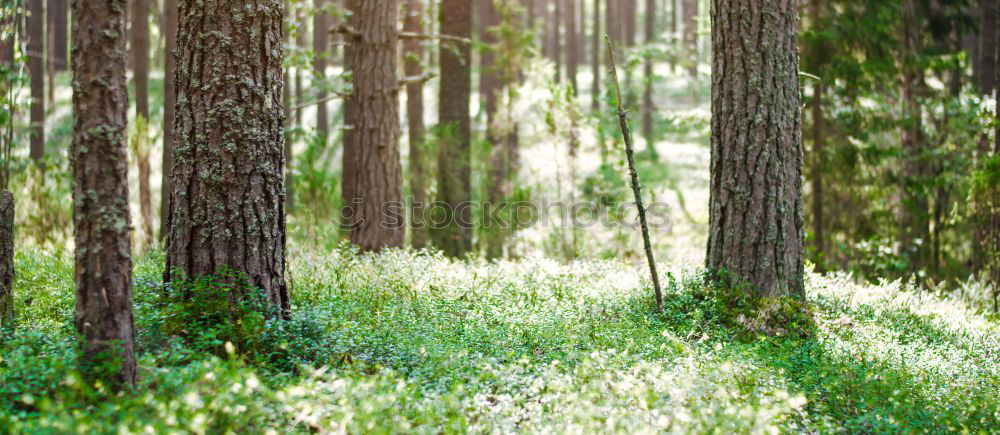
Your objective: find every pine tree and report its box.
[404,0,428,249]
[160,0,176,242]
[166,0,289,312]
[71,0,137,388]
[341,0,404,251]
[706,0,805,298]
[27,0,43,162]
[435,0,473,257]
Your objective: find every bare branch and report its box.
[291,91,350,111]
[397,32,471,44]
[398,72,436,87]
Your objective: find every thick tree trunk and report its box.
[591,0,601,110]
[71,0,137,389]
[160,0,176,243]
[405,0,428,249]
[28,0,44,163]
[436,0,473,257]
[0,190,13,330]
[899,0,929,278]
[315,0,329,141]
[166,0,289,312]
[681,0,697,102]
[567,0,579,94]
[341,0,403,252]
[641,0,656,159]
[707,0,805,298]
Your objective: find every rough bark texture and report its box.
[166,0,289,312]
[132,0,149,120]
[641,0,656,158]
[404,0,428,249]
[314,0,329,140]
[681,0,697,101]
[71,0,137,388]
[160,0,176,242]
[341,0,403,252]
[567,0,579,93]
[28,0,44,162]
[0,190,13,330]
[591,0,600,110]
[899,0,929,277]
[436,0,473,257]
[707,0,805,298]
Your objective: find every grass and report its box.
[0,246,998,433]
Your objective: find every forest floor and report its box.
[1,247,998,432]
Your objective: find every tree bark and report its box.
[567,0,579,94]
[681,0,697,102]
[898,0,929,278]
[314,0,329,141]
[0,190,13,330]
[404,0,428,249]
[706,0,805,298]
[166,0,289,312]
[809,0,824,270]
[51,0,67,70]
[591,0,601,110]
[160,0,176,243]
[641,0,656,159]
[435,0,473,257]
[71,0,137,389]
[341,0,403,252]
[28,0,44,163]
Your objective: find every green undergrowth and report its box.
[0,246,997,433]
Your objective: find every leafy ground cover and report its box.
[1,246,997,433]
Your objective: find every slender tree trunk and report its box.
[132,0,149,121]
[46,6,54,106]
[71,0,137,389]
[167,0,289,312]
[283,11,294,213]
[641,0,657,159]
[979,0,997,95]
[682,0,696,102]
[669,0,677,71]
[341,0,403,252]
[405,0,428,249]
[160,0,176,243]
[567,0,579,94]
[28,0,44,163]
[315,0,329,141]
[591,0,601,110]
[624,0,637,46]
[436,0,473,257]
[899,0,929,279]
[554,0,562,83]
[47,0,64,70]
[992,0,999,312]
[295,8,305,128]
[811,83,825,270]
[0,190,13,330]
[0,9,15,64]
[480,0,500,114]
[482,0,503,259]
[706,0,805,298]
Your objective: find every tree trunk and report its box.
[405,0,428,249]
[28,0,44,163]
[0,7,17,64]
[283,16,294,214]
[166,0,289,312]
[482,0,502,259]
[436,0,473,257]
[979,0,997,95]
[480,0,500,115]
[554,0,562,83]
[341,0,403,252]
[641,0,656,159]
[0,190,13,330]
[898,0,929,279]
[567,0,579,94]
[71,0,137,389]
[50,0,66,70]
[625,0,637,47]
[160,0,176,243]
[706,0,805,298]
[669,0,677,71]
[811,83,825,271]
[295,8,306,128]
[132,0,149,121]
[315,0,329,141]
[681,0,697,102]
[591,0,601,110]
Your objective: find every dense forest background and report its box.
[0,0,998,432]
